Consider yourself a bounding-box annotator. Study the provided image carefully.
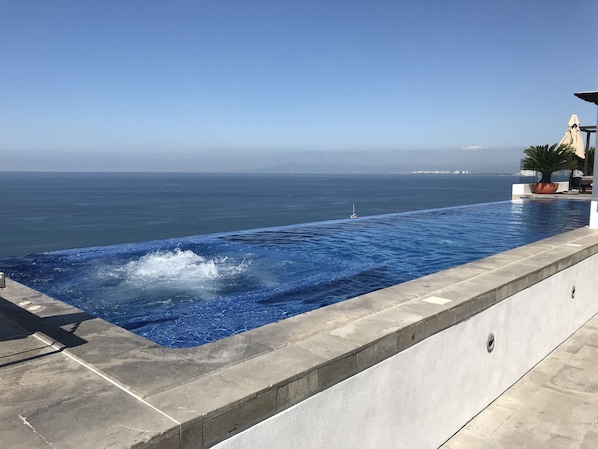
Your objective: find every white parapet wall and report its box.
[512,182,534,198]
[556,181,571,192]
[212,237,598,449]
[591,200,598,229]
[512,182,570,199]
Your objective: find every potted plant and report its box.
[522,143,574,194]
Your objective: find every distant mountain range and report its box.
[240,148,524,174]
[5,147,525,173]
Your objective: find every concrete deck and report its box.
[441,313,598,449]
[0,314,180,448]
[1,223,598,448]
[3,305,597,448]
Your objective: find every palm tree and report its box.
[522,143,574,184]
[587,147,595,176]
[573,146,595,176]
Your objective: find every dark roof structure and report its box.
[575,91,598,105]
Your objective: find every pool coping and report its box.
[2,226,598,448]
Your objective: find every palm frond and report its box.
[522,143,574,183]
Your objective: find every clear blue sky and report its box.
[2,0,598,172]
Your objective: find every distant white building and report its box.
[516,170,537,177]
[411,170,471,175]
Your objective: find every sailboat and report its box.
[350,204,357,219]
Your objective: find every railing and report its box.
[518,168,572,184]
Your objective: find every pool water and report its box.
[1,199,589,348]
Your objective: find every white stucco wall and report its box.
[512,182,570,199]
[590,200,598,229]
[555,181,570,192]
[213,253,598,449]
[511,183,534,197]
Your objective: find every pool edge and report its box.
[2,226,598,448]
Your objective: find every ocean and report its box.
[0,172,519,259]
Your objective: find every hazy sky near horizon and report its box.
[2,0,598,172]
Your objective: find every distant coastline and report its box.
[410,170,471,175]
[4,148,525,174]
[409,170,517,176]
[0,170,518,176]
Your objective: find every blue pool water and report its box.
[0,199,589,348]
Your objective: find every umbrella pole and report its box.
[584,131,591,175]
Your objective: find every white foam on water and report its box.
[128,249,218,280]
[99,248,250,291]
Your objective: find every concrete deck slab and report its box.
[441,314,598,449]
[0,319,180,448]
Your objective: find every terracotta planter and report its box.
[533,182,558,194]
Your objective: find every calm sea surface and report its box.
[0,172,518,258]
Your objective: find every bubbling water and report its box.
[98,248,250,292]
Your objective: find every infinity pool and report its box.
[0,199,589,348]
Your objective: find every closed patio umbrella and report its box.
[560,113,586,159]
